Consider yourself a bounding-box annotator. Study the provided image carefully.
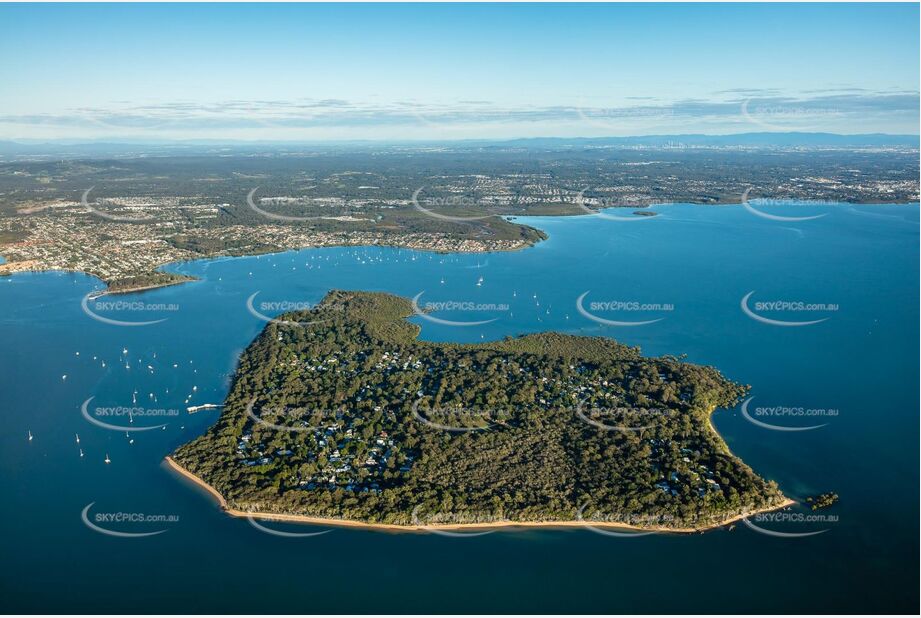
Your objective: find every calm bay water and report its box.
[1,203,917,613]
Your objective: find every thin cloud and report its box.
[0,91,916,137]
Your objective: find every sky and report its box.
[0,3,918,141]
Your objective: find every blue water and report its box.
[1,203,917,613]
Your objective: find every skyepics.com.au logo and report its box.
[246,187,325,222]
[574,502,672,537]
[742,508,837,539]
[740,99,842,133]
[244,398,344,433]
[574,189,662,221]
[740,397,838,432]
[410,187,503,223]
[81,292,179,327]
[410,399,503,433]
[574,403,672,432]
[411,291,508,327]
[740,291,838,327]
[740,187,829,222]
[575,101,676,133]
[576,291,673,327]
[81,502,178,538]
[245,514,332,538]
[81,186,156,223]
[410,505,499,538]
[246,292,343,327]
[81,396,178,431]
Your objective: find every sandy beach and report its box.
[164,456,795,534]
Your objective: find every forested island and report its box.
[171,291,790,531]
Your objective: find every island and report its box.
[806,492,839,510]
[168,290,791,532]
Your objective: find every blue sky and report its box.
[0,3,918,141]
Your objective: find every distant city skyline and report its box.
[0,3,918,140]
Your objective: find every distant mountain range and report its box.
[0,132,917,158]
[496,133,920,148]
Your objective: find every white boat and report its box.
[104,454,111,464]
[187,403,222,413]
[79,449,84,458]
[75,433,80,444]
[28,430,33,441]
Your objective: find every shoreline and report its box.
[0,232,544,295]
[93,276,198,298]
[4,200,916,295]
[163,456,795,534]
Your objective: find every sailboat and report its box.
[104,453,111,464]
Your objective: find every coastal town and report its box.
[0,196,532,289]
[1,141,917,290]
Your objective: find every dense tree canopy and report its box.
[173,291,786,528]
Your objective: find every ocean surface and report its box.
[1,203,918,613]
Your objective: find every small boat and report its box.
[75,433,80,444]
[61,375,67,381]
[476,276,483,287]
[79,449,84,458]
[28,430,33,441]
[104,454,111,464]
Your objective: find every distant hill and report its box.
[0,132,917,159]
[496,133,920,149]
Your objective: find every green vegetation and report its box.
[173,291,787,529]
[805,492,839,510]
[106,271,195,293]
